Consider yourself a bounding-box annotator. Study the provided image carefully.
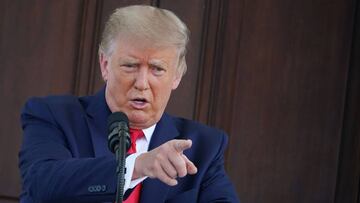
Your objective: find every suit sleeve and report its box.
[198,132,240,203]
[19,98,116,203]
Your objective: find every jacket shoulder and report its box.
[167,114,228,149]
[21,94,87,127]
[170,115,226,136]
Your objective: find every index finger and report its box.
[172,139,192,152]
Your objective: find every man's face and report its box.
[99,37,182,129]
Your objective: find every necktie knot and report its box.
[129,128,144,142]
[128,128,144,154]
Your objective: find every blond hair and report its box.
[99,5,189,76]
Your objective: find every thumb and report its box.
[172,139,192,152]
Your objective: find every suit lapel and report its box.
[140,114,179,203]
[85,87,113,157]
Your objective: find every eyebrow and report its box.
[149,59,168,68]
[117,57,139,64]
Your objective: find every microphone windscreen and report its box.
[107,112,129,132]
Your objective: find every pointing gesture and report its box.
[133,139,198,186]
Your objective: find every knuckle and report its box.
[149,163,157,173]
[163,144,171,152]
[147,167,158,178]
[176,162,187,177]
[155,153,163,161]
[175,158,186,168]
[158,173,168,181]
[148,173,155,178]
[169,170,177,178]
[178,169,186,177]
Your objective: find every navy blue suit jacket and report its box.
[19,88,239,203]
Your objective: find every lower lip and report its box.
[130,100,149,109]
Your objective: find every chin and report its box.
[128,112,154,129]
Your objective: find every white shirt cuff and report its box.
[124,152,148,193]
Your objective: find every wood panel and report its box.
[0,0,84,198]
[74,0,102,96]
[218,0,356,202]
[159,0,206,119]
[0,197,17,203]
[335,0,360,202]
[195,0,230,124]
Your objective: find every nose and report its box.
[134,67,150,91]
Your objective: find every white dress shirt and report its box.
[123,124,156,192]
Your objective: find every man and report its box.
[19,5,239,203]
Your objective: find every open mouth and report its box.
[132,98,148,104]
[130,97,149,109]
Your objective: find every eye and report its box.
[123,63,136,68]
[151,66,166,76]
[120,63,138,72]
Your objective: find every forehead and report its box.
[111,35,180,62]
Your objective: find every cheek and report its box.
[107,74,131,97]
[109,69,131,86]
[152,83,173,106]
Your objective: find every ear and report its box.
[171,73,182,90]
[99,52,110,82]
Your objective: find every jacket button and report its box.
[88,185,107,193]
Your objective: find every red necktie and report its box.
[123,128,144,203]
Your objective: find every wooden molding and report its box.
[194,0,228,124]
[335,0,360,202]
[74,0,103,96]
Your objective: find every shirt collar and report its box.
[142,124,156,142]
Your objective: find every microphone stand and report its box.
[115,124,127,203]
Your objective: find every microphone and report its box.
[107,112,131,203]
[108,112,131,153]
